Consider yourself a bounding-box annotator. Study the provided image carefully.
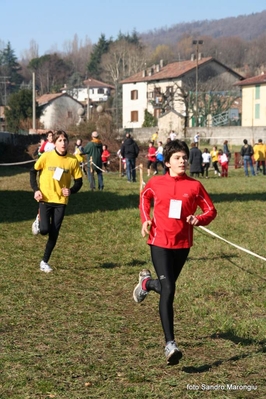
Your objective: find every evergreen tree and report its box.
[0,42,23,102]
[87,34,111,79]
[5,89,42,133]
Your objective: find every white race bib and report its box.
[168,199,182,219]
[53,167,64,181]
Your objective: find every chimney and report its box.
[142,70,147,78]
[198,53,203,60]
[159,59,164,68]
[191,54,195,61]
[156,64,160,72]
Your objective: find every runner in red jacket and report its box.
[133,139,217,365]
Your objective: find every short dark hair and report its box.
[163,139,189,164]
[243,139,248,144]
[54,130,69,143]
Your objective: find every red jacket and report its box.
[147,146,156,162]
[139,173,217,249]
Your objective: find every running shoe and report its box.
[133,269,151,303]
[40,260,52,273]
[32,214,40,235]
[165,341,182,365]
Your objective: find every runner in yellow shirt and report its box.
[30,130,83,272]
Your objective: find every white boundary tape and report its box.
[199,226,266,262]
[0,160,35,166]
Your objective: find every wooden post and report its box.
[139,163,143,195]
[119,156,122,177]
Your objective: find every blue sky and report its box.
[1,0,266,58]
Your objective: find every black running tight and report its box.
[146,245,190,343]
[39,202,66,263]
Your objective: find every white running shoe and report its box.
[32,214,40,235]
[133,269,151,303]
[40,260,52,273]
[165,341,182,365]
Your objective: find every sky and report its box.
[1,0,266,58]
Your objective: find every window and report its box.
[98,88,104,94]
[154,108,161,119]
[131,90,138,100]
[255,85,260,100]
[255,104,260,119]
[67,111,73,118]
[131,111,138,122]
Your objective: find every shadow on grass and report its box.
[0,190,140,224]
[211,192,266,204]
[182,332,266,374]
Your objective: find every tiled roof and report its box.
[236,72,266,86]
[37,92,82,106]
[37,93,64,106]
[120,57,243,84]
[83,77,115,89]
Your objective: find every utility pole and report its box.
[87,85,90,121]
[192,40,203,127]
[0,76,11,105]
[32,72,36,130]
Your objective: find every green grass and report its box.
[0,165,266,398]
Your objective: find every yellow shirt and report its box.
[210,150,219,162]
[34,150,82,204]
[253,143,266,161]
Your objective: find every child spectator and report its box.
[218,149,229,177]
[146,141,157,176]
[102,144,111,172]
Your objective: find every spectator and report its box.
[240,139,255,177]
[84,131,104,190]
[39,131,55,154]
[189,142,202,177]
[210,146,221,176]
[253,139,266,175]
[155,141,164,173]
[202,148,211,179]
[218,149,229,177]
[101,144,111,172]
[169,130,177,141]
[146,141,157,176]
[223,140,231,162]
[121,133,139,183]
[194,132,200,147]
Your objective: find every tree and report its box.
[0,42,23,104]
[142,109,157,127]
[87,34,111,79]
[5,89,42,133]
[28,53,73,94]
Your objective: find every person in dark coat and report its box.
[189,142,203,177]
[121,133,139,182]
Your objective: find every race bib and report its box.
[53,167,64,181]
[168,199,182,219]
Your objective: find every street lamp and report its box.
[192,39,203,127]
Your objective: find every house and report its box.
[236,72,266,127]
[37,93,84,130]
[62,78,115,105]
[120,57,243,133]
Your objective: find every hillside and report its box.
[141,10,266,47]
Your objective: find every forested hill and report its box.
[141,10,266,47]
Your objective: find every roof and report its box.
[236,72,266,86]
[37,92,83,106]
[83,77,115,89]
[120,57,244,84]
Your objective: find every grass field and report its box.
[0,163,265,399]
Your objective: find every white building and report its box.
[62,78,115,105]
[37,93,83,130]
[120,57,243,134]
